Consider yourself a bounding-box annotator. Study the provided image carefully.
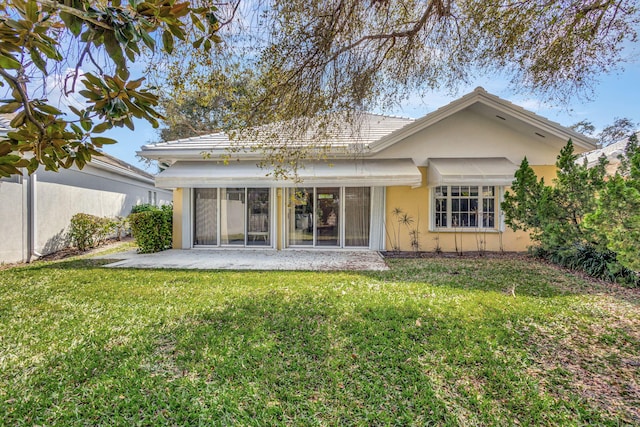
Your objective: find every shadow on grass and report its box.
[3,293,612,425]
[15,253,639,306]
[367,257,640,305]
[20,258,118,271]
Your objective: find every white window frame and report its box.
[430,185,504,232]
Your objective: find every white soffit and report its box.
[155,159,422,189]
[428,158,518,186]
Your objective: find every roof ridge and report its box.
[358,111,415,121]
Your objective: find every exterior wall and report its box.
[384,169,429,251]
[172,188,184,249]
[384,164,559,253]
[0,164,172,264]
[0,178,27,264]
[376,110,568,253]
[372,109,574,166]
[168,110,571,254]
[530,165,557,183]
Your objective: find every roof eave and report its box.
[137,145,372,162]
[90,158,156,184]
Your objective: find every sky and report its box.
[102,48,640,173]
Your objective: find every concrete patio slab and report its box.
[96,249,389,271]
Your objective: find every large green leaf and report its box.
[0,53,21,69]
[91,136,117,146]
[162,30,173,54]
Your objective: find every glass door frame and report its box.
[192,187,275,248]
[286,187,372,249]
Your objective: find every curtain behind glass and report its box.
[345,187,370,247]
[194,189,217,245]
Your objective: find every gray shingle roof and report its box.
[141,112,415,152]
[581,131,639,168]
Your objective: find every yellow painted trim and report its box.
[172,188,183,249]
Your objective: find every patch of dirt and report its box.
[39,237,134,261]
[534,257,640,303]
[527,305,640,423]
[0,237,134,270]
[380,250,528,260]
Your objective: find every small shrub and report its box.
[532,244,639,287]
[95,216,115,246]
[69,213,103,251]
[131,203,157,214]
[111,216,129,240]
[129,205,173,253]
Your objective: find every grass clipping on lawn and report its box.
[0,256,638,425]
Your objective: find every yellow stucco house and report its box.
[138,88,597,253]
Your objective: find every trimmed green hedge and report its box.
[129,205,173,253]
[130,203,158,214]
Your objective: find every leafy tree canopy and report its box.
[2,0,640,177]
[0,0,226,177]
[571,117,639,146]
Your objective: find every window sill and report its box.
[430,228,501,233]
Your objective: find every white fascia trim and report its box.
[475,95,598,150]
[137,147,373,163]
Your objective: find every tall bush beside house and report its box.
[129,205,173,253]
[503,141,606,251]
[585,134,640,275]
[130,204,158,214]
[502,139,638,286]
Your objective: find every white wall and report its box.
[0,178,27,264]
[372,109,567,166]
[0,163,172,264]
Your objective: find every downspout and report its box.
[26,172,42,263]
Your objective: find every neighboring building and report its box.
[580,131,639,175]
[0,116,172,263]
[139,87,597,253]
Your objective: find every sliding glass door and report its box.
[194,189,217,245]
[247,188,271,246]
[344,187,370,247]
[289,188,314,246]
[221,188,245,245]
[316,187,340,247]
[287,187,370,248]
[193,188,271,247]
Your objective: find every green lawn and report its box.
[1,253,638,426]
